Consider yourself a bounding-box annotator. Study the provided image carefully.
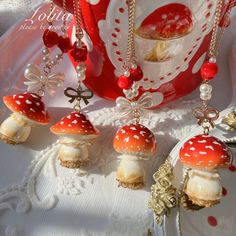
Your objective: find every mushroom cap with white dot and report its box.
[3,93,49,124]
[50,111,100,139]
[136,3,193,40]
[179,134,232,170]
[113,123,156,158]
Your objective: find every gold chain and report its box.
[125,0,137,69]
[61,0,67,35]
[214,0,236,54]
[208,0,223,58]
[72,0,84,41]
[209,0,235,57]
[47,0,54,25]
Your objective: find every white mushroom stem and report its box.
[116,154,146,189]
[0,113,34,144]
[58,136,91,168]
[185,169,222,207]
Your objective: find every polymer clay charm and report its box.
[51,112,99,168]
[179,134,232,207]
[50,0,99,169]
[112,0,157,189]
[0,93,49,144]
[113,123,156,189]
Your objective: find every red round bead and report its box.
[58,36,72,53]
[200,61,218,80]
[117,75,133,89]
[129,66,143,81]
[42,29,59,48]
[70,42,88,62]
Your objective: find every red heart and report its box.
[58,36,72,53]
[42,29,59,48]
[70,42,88,62]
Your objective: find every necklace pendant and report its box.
[179,134,232,208]
[113,123,156,189]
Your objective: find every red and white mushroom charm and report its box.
[136,3,193,40]
[135,3,193,62]
[113,123,156,189]
[0,92,49,144]
[179,134,233,207]
[50,111,100,168]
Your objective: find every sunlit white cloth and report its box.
[0,0,45,35]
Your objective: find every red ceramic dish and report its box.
[54,0,230,109]
[136,3,193,40]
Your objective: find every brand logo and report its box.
[19,6,72,31]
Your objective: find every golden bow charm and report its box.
[193,107,219,129]
[64,87,93,105]
[116,92,153,118]
[24,64,64,96]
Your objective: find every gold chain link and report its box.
[214,0,236,54]
[209,0,235,57]
[72,0,84,41]
[208,0,223,57]
[61,0,67,35]
[47,0,54,25]
[124,0,137,69]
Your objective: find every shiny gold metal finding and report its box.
[149,157,177,225]
[222,111,236,131]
